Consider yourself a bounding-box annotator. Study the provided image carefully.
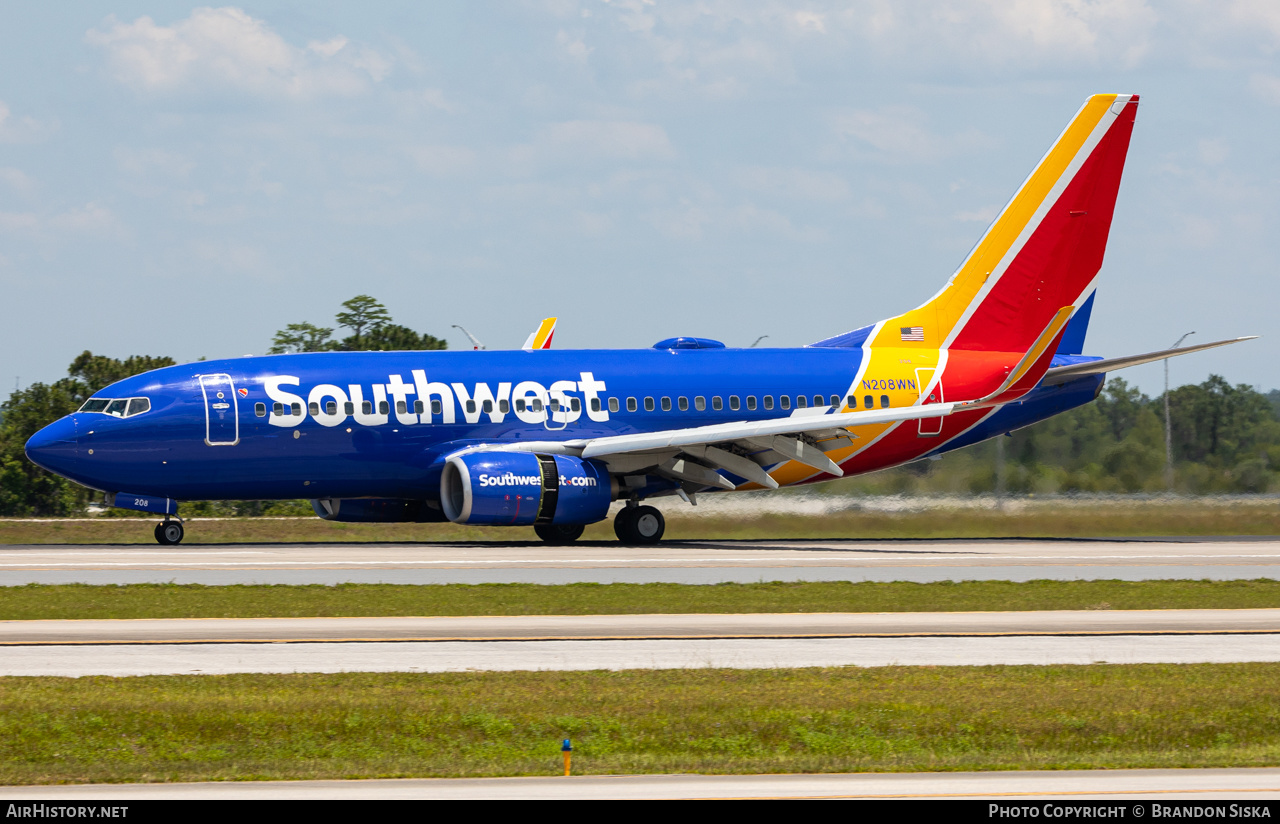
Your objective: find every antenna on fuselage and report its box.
[749,335,769,348]
[451,325,486,350]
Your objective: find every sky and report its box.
[2,1,1278,397]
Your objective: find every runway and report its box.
[2,537,1279,585]
[4,610,1279,676]
[5,769,1280,799]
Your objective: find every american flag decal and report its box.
[900,326,924,342]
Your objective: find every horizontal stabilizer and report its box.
[1041,336,1258,386]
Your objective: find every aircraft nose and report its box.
[25,416,78,475]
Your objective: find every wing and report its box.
[454,402,965,491]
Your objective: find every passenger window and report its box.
[763,395,773,411]
[549,400,560,412]
[255,403,266,417]
[292,403,302,416]
[694,396,706,411]
[328,401,339,415]
[847,395,856,409]
[811,395,822,408]
[308,402,320,415]
[516,399,526,413]
[466,400,478,414]
[608,398,620,413]
[881,395,890,408]
[362,401,373,415]
[570,398,581,413]
[379,401,390,415]
[746,396,757,411]
[106,399,128,417]
[830,395,840,407]
[712,396,723,411]
[678,397,689,411]
[864,395,873,409]
[796,396,807,409]
[661,397,672,412]
[628,397,638,412]
[499,399,510,414]
[482,400,493,414]
[591,398,601,413]
[729,396,740,411]
[347,402,357,415]
[273,402,283,416]
[126,398,150,417]
[412,400,423,415]
[644,397,655,412]
[780,396,790,411]
[432,400,443,415]
[397,400,408,414]
[532,399,544,412]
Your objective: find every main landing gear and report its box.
[154,518,184,545]
[614,504,665,545]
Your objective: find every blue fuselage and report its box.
[25,347,1103,506]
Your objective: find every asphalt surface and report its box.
[6,609,1280,643]
[4,611,1279,676]
[2,537,1279,585]
[4,769,1279,799]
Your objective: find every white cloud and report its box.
[0,167,35,193]
[831,105,992,162]
[1250,73,1280,105]
[407,145,477,176]
[85,7,389,97]
[539,120,675,161]
[0,203,122,240]
[735,166,849,201]
[0,101,53,143]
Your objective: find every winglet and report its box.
[522,317,558,351]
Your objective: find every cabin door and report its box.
[914,368,945,437]
[200,374,240,446]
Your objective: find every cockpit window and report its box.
[78,397,152,417]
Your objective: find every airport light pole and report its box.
[1164,331,1195,491]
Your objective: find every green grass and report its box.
[3,664,1280,784]
[3,499,1278,544]
[2,580,1279,620]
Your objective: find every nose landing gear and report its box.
[154,518,184,545]
[614,504,665,544]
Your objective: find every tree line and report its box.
[2,302,1279,515]
[0,296,445,516]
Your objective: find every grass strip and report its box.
[2,580,1279,620]
[3,502,1279,544]
[2,664,1280,784]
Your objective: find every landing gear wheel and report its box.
[534,523,584,545]
[154,521,184,545]
[615,505,664,545]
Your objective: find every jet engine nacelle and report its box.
[441,452,616,526]
[311,498,446,523]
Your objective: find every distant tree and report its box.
[269,322,335,354]
[68,351,175,393]
[349,324,447,352]
[335,295,392,347]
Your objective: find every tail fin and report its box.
[876,94,1138,354]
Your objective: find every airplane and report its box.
[25,94,1255,546]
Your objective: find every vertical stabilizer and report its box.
[874,94,1138,354]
